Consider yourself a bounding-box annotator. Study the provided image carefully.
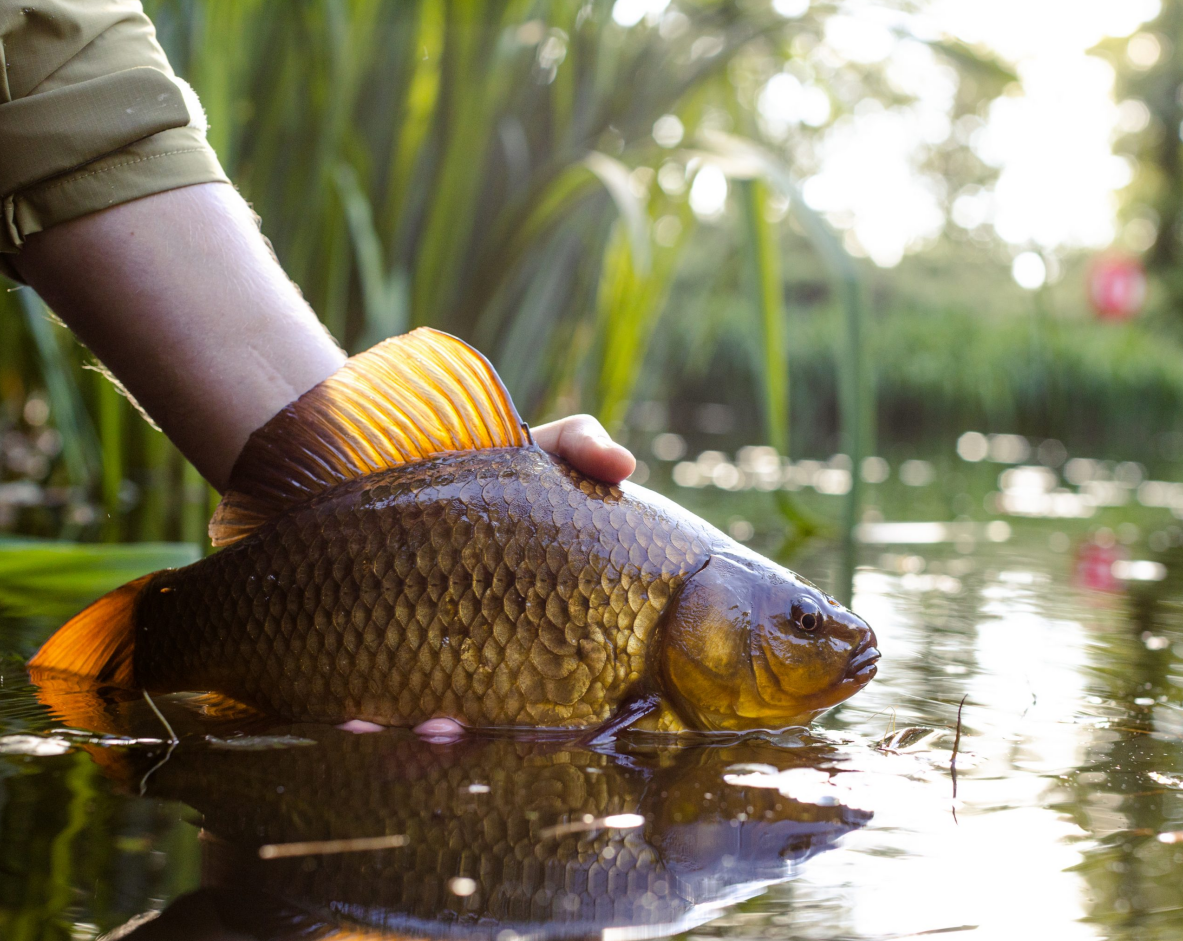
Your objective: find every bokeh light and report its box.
[1012,252,1048,290]
[689,165,729,219]
[778,0,1164,268]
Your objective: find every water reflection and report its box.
[17,507,1183,938]
[46,709,869,941]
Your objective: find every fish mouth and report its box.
[846,643,881,682]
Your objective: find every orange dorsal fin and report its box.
[28,573,153,686]
[209,327,528,546]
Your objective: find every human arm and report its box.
[12,184,636,491]
[2,1,634,492]
[11,183,346,491]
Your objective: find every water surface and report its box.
[3,472,1183,940]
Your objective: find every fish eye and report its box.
[792,598,823,632]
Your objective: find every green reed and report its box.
[4,0,872,557]
[16,293,99,492]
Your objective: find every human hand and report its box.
[531,414,636,484]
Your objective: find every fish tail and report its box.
[28,573,155,686]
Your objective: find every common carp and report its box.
[98,729,871,940]
[29,329,878,733]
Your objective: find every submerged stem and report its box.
[139,690,179,796]
[951,694,967,800]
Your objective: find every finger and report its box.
[337,719,385,734]
[413,717,466,741]
[533,414,636,484]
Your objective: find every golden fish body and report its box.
[31,328,878,732]
[137,448,713,728]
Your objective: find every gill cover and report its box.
[209,328,529,546]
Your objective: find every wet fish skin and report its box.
[31,328,877,732]
[135,448,716,728]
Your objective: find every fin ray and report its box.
[209,328,527,546]
[27,574,153,686]
[182,691,266,722]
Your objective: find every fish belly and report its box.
[134,449,713,727]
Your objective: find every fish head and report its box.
[660,552,878,730]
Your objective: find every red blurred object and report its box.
[1088,254,1146,321]
[1074,539,1125,592]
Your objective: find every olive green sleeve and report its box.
[0,0,228,282]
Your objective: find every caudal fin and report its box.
[28,574,154,686]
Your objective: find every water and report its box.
[4,462,1183,940]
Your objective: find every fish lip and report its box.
[847,644,881,679]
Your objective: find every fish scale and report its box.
[133,448,713,727]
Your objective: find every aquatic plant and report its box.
[1,0,873,547]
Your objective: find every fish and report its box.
[28,328,878,733]
[95,727,871,941]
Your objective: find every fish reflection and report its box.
[105,729,870,940]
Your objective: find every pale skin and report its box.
[13,181,636,740]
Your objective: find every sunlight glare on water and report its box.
[4,485,1183,939]
[775,560,1102,940]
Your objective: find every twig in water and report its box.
[258,834,408,859]
[864,705,898,742]
[139,690,179,796]
[951,694,967,800]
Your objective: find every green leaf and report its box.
[737,178,788,454]
[0,540,199,619]
[584,152,651,274]
[334,163,409,349]
[594,203,690,432]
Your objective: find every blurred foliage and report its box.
[753,304,1183,459]
[0,538,199,620]
[147,0,793,408]
[0,0,1130,549]
[1110,1,1183,319]
[0,0,880,544]
[876,306,1183,454]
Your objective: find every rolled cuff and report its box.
[0,125,228,282]
[0,65,191,195]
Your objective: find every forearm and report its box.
[12,183,346,491]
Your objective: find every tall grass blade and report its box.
[697,132,869,601]
[17,292,99,490]
[585,152,651,274]
[737,178,787,454]
[136,428,171,543]
[181,460,209,554]
[594,207,687,433]
[382,0,444,251]
[96,374,125,541]
[335,163,408,349]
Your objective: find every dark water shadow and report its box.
[31,682,871,941]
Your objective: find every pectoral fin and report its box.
[180,691,267,722]
[582,693,663,746]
